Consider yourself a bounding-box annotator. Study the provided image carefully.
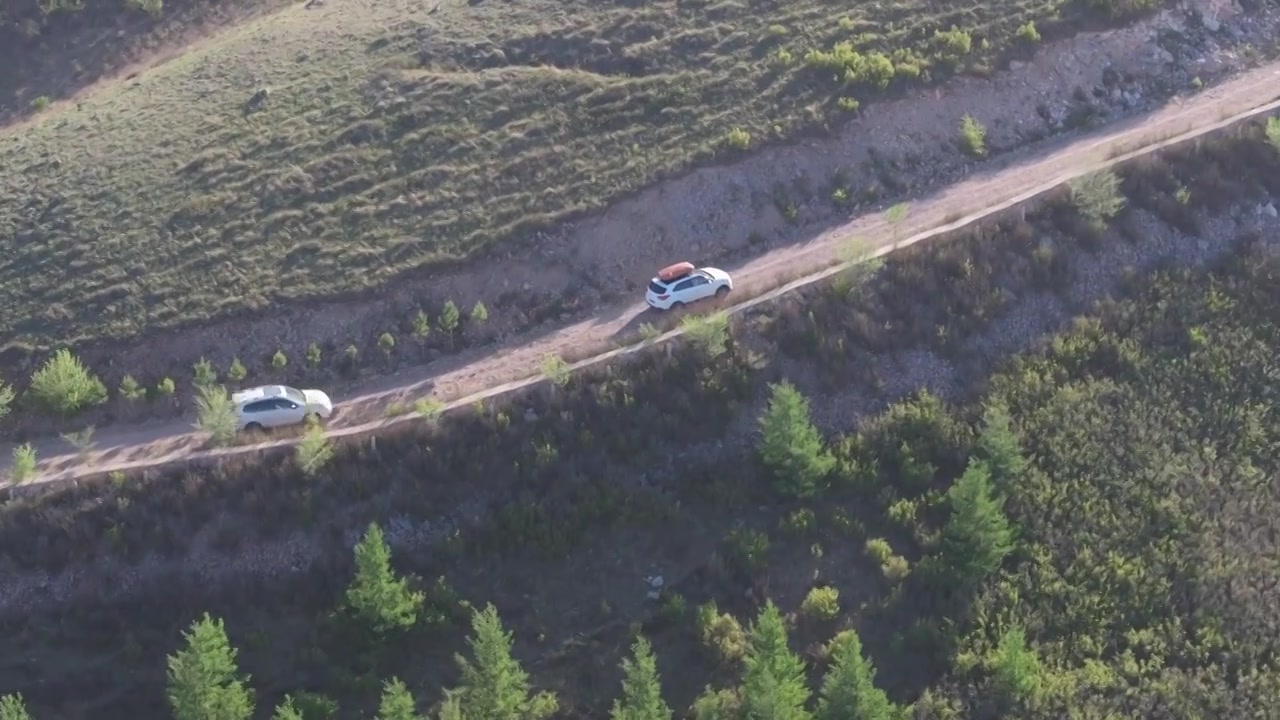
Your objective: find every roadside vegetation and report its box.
[2,121,1280,717]
[0,0,1163,370]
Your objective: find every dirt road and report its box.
[13,62,1280,489]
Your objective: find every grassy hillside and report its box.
[1,124,1278,718]
[0,0,286,118]
[0,0,1149,354]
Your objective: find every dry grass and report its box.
[0,0,1117,354]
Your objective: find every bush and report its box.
[227,358,247,382]
[10,444,36,485]
[118,374,146,401]
[933,26,972,65]
[471,301,489,323]
[438,300,461,343]
[725,526,771,575]
[724,128,751,150]
[194,384,238,446]
[696,602,748,663]
[800,586,840,621]
[1068,169,1126,230]
[0,382,13,420]
[306,343,322,368]
[295,416,333,476]
[1266,117,1280,151]
[959,115,987,158]
[156,377,176,396]
[27,350,108,415]
[680,312,731,359]
[378,332,396,357]
[781,507,816,535]
[30,96,51,112]
[804,43,895,89]
[412,310,431,344]
[541,355,572,387]
[415,397,446,423]
[193,357,217,388]
[758,381,835,498]
[865,537,894,565]
[690,687,740,720]
[1015,21,1041,44]
[271,350,288,371]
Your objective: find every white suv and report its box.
[645,262,733,310]
[232,385,334,431]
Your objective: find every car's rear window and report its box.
[648,280,667,294]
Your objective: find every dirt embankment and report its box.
[11,50,1280,488]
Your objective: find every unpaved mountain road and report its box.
[12,62,1280,489]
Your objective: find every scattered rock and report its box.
[243,87,270,114]
[647,575,664,590]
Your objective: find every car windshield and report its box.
[648,280,667,294]
[281,386,306,404]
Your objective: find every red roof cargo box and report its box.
[658,262,695,282]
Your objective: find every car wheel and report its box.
[243,422,263,433]
[715,285,730,299]
[670,301,685,310]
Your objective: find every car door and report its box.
[671,278,695,303]
[686,275,712,300]
[264,397,303,428]
[240,399,273,429]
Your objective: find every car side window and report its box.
[243,400,271,413]
[690,276,709,287]
[270,398,298,410]
[674,279,693,292]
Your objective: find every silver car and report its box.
[232,385,334,432]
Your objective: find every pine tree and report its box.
[611,636,672,720]
[450,604,557,720]
[757,381,835,498]
[990,625,1042,707]
[166,613,255,720]
[975,401,1027,489]
[740,602,811,720]
[436,694,463,720]
[0,694,32,720]
[344,522,424,634]
[815,630,895,720]
[377,678,420,720]
[271,696,304,720]
[939,460,1015,586]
